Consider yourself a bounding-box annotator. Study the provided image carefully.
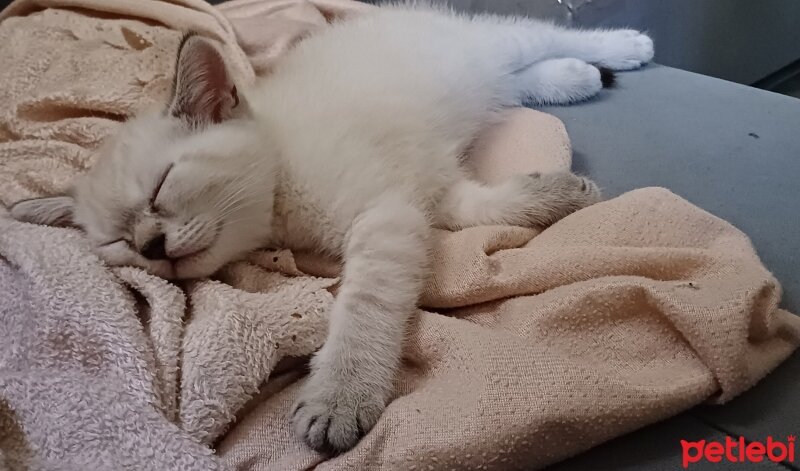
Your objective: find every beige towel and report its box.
[0,0,798,470]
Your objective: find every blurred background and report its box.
[356,0,800,98]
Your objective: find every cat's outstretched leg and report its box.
[514,58,615,105]
[562,28,655,71]
[292,194,429,453]
[436,172,601,230]
[486,18,653,72]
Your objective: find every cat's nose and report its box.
[140,233,168,260]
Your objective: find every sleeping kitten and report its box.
[11,2,653,452]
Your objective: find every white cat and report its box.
[11,2,653,452]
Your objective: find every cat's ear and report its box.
[167,33,240,128]
[10,195,75,227]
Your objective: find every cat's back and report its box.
[243,5,502,249]
[250,4,500,147]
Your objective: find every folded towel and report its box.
[1,1,797,470]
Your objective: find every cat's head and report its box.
[11,34,276,279]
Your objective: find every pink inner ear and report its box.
[170,36,237,126]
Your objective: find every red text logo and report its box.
[681,436,795,468]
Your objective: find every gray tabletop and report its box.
[541,64,800,313]
[540,64,800,470]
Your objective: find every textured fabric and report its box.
[0,0,799,470]
[0,0,253,203]
[0,0,578,469]
[219,0,373,75]
[538,64,800,470]
[219,188,800,470]
[0,0,334,469]
[539,64,800,315]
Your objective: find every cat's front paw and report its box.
[291,371,386,453]
[595,29,654,71]
[523,172,602,226]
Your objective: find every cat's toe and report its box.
[629,32,655,66]
[521,172,601,226]
[292,378,384,453]
[532,172,602,206]
[596,30,654,71]
[553,173,602,209]
[577,176,602,204]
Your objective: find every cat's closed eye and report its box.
[150,163,174,211]
[99,238,132,249]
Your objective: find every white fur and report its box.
[11,2,653,452]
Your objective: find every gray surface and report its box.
[696,350,800,452]
[538,65,800,470]
[774,74,800,99]
[541,64,800,313]
[558,0,800,86]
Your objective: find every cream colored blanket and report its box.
[1,1,798,470]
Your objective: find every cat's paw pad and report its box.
[292,378,385,453]
[596,30,654,71]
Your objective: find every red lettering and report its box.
[724,436,738,462]
[740,436,746,461]
[706,442,724,463]
[746,442,766,462]
[681,440,705,468]
[767,436,788,462]
[680,436,797,466]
